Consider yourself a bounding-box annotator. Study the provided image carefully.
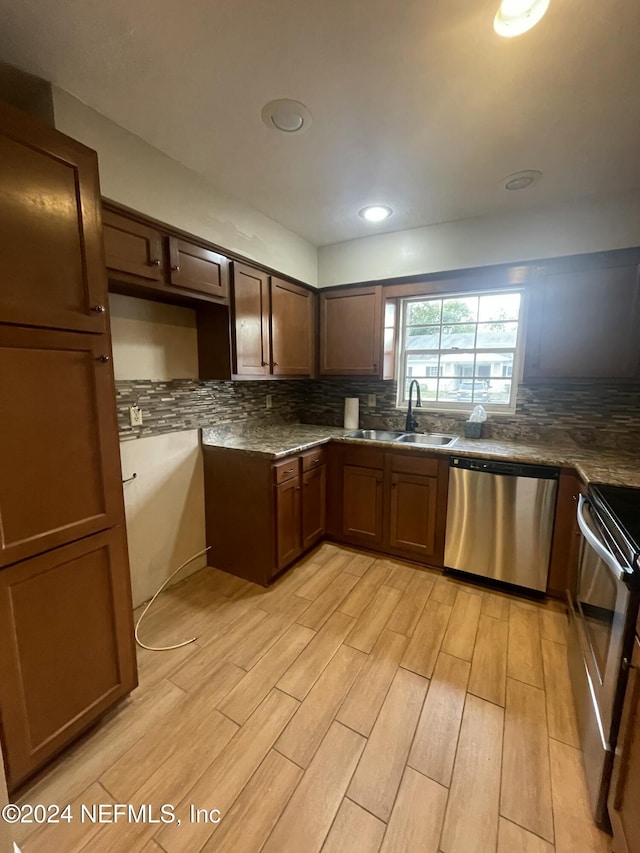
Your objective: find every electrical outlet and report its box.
[265,394,273,409]
[129,406,143,427]
[367,394,376,407]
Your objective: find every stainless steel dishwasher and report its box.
[444,456,560,592]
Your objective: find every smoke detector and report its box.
[261,99,312,134]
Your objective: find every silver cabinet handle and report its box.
[150,259,161,266]
[93,304,106,313]
[98,354,110,363]
[171,265,180,272]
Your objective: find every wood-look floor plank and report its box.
[539,604,569,645]
[440,694,504,853]
[168,607,268,692]
[481,592,511,622]
[382,560,417,591]
[321,799,386,853]
[135,636,203,690]
[102,661,245,801]
[155,689,299,853]
[200,750,303,853]
[22,781,114,853]
[541,639,580,748]
[497,817,554,853]
[507,602,544,688]
[89,709,238,852]
[219,623,314,725]
[338,561,392,618]
[277,610,355,700]
[468,614,508,707]
[347,668,428,821]
[501,678,554,843]
[295,552,354,600]
[379,767,448,853]
[386,572,434,638]
[337,629,408,736]
[229,604,310,671]
[549,737,611,853]
[401,598,452,679]
[430,575,460,606]
[344,584,403,653]
[342,553,377,577]
[275,644,366,768]
[441,589,483,661]
[262,722,366,853]
[409,652,470,787]
[297,572,359,631]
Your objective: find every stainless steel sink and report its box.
[395,433,458,447]
[344,429,407,441]
[344,429,458,447]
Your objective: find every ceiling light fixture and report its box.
[503,169,542,190]
[494,0,550,37]
[359,205,393,223]
[261,99,312,134]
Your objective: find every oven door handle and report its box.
[577,494,626,582]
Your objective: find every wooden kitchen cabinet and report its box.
[319,285,383,376]
[232,262,315,379]
[203,446,326,584]
[168,237,229,300]
[0,528,136,790]
[547,468,586,598]
[0,99,108,334]
[609,634,640,853]
[524,249,640,381]
[388,454,440,560]
[0,99,136,791]
[102,209,165,287]
[0,326,123,567]
[343,464,385,546]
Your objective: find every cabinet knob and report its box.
[261,361,268,367]
[295,485,301,491]
[98,354,111,363]
[150,259,161,266]
[93,304,106,313]
[272,362,279,367]
[171,265,180,272]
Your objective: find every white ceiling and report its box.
[1,0,639,246]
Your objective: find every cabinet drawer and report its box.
[301,448,326,472]
[274,458,300,484]
[390,452,438,478]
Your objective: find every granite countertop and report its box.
[201,423,640,489]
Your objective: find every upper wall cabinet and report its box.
[319,285,383,376]
[103,205,229,307]
[0,100,108,334]
[524,249,640,381]
[232,262,315,379]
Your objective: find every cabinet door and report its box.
[270,277,315,377]
[0,528,137,790]
[0,326,122,567]
[342,465,384,545]
[168,237,229,301]
[103,209,164,284]
[547,469,584,597]
[302,466,326,550]
[609,636,640,853]
[232,263,271,376]
[275,477,302,570]
[388,472,438,559]
[525,253,640,380]
[320,285,383,376]
[0,100,107,333]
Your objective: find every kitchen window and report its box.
[397,289,524,412]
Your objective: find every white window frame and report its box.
[396,288,526,415]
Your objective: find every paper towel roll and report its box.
[344,397,359,430]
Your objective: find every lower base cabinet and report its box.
[203,446,326,585]
[0,528,137,791]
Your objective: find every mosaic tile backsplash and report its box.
[116,378,640,451]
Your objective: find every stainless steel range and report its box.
[568,484,640,831]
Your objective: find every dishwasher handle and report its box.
[450,456,560,479]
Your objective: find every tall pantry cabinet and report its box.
[0,100,137,790]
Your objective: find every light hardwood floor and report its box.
[15,544,613,853]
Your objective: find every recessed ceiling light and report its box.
[261,99,312,134]
[359,205,393,223]
[494,0,550,37]
[503,170,542,190]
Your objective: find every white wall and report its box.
[318,191,640,286]
[110,294,206,608]
[52,87,318,286]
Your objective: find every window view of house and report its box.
[398,290,523,410]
